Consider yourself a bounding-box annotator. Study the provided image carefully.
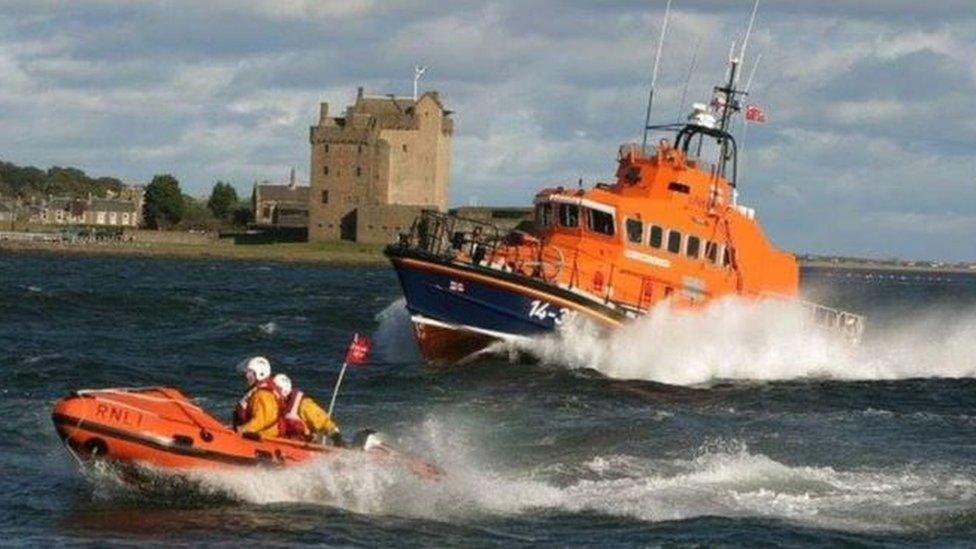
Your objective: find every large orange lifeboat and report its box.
[52,387,442,479]
[385,55,864,364]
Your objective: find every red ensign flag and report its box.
[745,104,767,123]
[344,333,372,365]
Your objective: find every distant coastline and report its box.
[0,238,386,265]
[801,259,976,275]
[3,237,973,275]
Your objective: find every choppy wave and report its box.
[506,298,976,385]
[80,420,976,534]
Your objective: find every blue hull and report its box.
[388,253,624,363]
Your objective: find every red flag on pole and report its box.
[344,333,372,365]
[745,104,767,123]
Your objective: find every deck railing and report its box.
[394,211,867,342]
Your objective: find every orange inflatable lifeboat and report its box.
[52,386,442,479]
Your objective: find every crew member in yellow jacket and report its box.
[273,373,340,443]
[233,356,281,438]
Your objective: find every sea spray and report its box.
[373,298,421,364]
[504,297,976,385]
[85,418,976,533]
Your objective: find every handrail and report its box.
[394,211,867,342]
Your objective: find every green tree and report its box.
[143,174,185,229]
[231,203,252,227]
[206,181,238,219]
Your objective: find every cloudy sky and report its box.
[1,1,974,260]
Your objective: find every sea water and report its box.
[2,252,975,546]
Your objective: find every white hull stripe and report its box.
[410,315,532,343]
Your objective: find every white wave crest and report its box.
[87,420,975,534]
[508,298,976,385]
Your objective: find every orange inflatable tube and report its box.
[52,386,441,478]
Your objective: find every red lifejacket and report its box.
[278,390,307,439]
[232,379,279,428]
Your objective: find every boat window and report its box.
[723,247,734,267]
[536,203,553,228]
[649,225,664,248]
[558,203,579,228]
[587,208,615,236]
[705,241,718,264]
[686,235,701,258]
[625,218,643,244]
[667,230,682,254]
[668,182,691,194]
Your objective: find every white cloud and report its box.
[0,1,974,259]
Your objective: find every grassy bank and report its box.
[0,238,387,265]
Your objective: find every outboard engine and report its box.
[352,428,382,450]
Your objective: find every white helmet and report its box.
[273,373,292,397]
[238,356,271,385]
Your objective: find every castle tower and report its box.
[308,87,453,243]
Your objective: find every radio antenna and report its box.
[736,0,760,81]
[641,0,673,155]
[676,35,702,123]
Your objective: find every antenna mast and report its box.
[641,0,673,155]
[676,35,702,123]
[737,0,760,82]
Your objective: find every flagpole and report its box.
[328,362,349,416]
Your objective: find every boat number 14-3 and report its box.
[528,300,571,325]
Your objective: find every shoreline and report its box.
[0,239,387,265]
[801,260,976,275]
[3,239,973,274]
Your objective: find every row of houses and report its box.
[1,186,144,229]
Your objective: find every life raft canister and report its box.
[233,379,280,427]
[279,390,307,440]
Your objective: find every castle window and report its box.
[321,190,329,204]
[262,206,272,219]
[402,144,408,152]
[323,165,329,176]
[625,218,643,244]
[686,235,701,258]
[358,145,363,154]
[649,225,664,249]
[324,145,330,153]
[356,167,362,177]
[667,230,682,254]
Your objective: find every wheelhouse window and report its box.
[536,203,553,228]
[705,241,719,264]
[686,236,701,259]
[625,218,643,244]
[649,225,664,249]
[723,247,734,267]
[558,203,579,228]
[587,208,615,236]
[667,230,682,254]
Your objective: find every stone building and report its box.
[252,169,310,229]
[27,186,143,228]
[85,198,139,227]
[308,87,453,243]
